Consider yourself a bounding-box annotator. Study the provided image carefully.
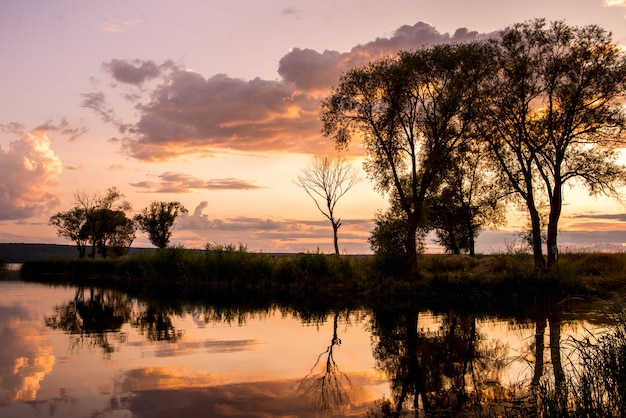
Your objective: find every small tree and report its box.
[50,187,134,258]
[426,142,507,256]
[295,155,361,255]
[134,201,188,249]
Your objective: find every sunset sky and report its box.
[1,0,626,254]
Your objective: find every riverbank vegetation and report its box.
[18,246,626,308]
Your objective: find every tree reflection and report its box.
[369,307,509,417]
[45,287,132,356]
[132,305,183,342]
[298,311,354,412]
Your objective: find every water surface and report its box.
[0,279,608,417]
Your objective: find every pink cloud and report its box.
[130,172,263,193]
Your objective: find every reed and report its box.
[532,306,626,418]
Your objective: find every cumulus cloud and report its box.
[130,172,262,193]
[0,125,63,220]
[0,305,56,404]
[92,22,496,162]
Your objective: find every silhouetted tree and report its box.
[50,207,89,258]
[322,42,497,277]
[298,311,352,412]
[49,187,134,258]
[134,201,188,249]
[426,142,507,255]
[296,155,361,255]
[482,19,626,269]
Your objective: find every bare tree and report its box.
[296,155,361,255]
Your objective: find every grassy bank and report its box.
[18,247,626,309]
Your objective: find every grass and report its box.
[532,306,626,418]
[17,247,626,314]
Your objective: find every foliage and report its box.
[49,187,135,258]
[482,19,626,269]
[295,154,361,255]
[425,140,507,256]
[134,201,188,249]
[321,41,497,277]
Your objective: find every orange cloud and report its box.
[0,125,63,220]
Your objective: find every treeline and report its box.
[321,19,626,276]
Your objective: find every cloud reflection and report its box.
[0,307,55,404]
[114,366,381,417]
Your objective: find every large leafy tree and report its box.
[295,155,361,255]
[134,201,188,249]
[483,20,626,269]
[321,42,497,277]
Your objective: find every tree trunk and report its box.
[549,316,565,386]
[531,316,546,386]
[528,203,545,271]
[332,222,340,256]
[546,184,562,269]
[405,221,419,279]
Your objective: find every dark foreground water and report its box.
[0,278,611,417]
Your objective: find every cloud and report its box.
[92,22,496,162]
[119,70,323,161]
[152,338,260,358]
[34,118,87,143]
[102,59,162,86]
[281,7,301,19]
[0,125,63,220]
[98,19,141,33]
[570,212,626,223]
[130,172,263,193]
[113,367,379,418]
[81,91,118,125]
[175,202,374,252]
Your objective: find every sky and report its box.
[1,0,626,255]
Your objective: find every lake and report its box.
[0,278,611,417]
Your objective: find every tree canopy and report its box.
[321,42,497,275]
[482,19,626,269]
[134,201,188,249]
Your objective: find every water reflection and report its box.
[0,280,613,417]
[298,311,355,412]
[367,307,578,416]
[45,287,132,356]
